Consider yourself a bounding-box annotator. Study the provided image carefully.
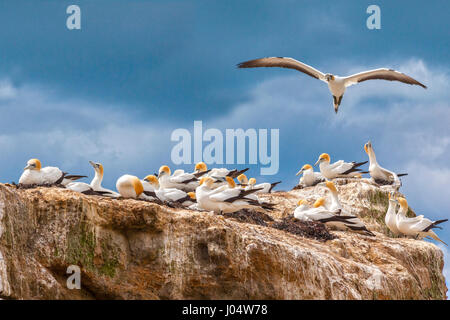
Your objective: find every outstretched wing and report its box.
[343,68,426,88]
[238,57,327,82]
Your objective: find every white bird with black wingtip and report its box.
[238,57,426,113]
[19,158,86,186]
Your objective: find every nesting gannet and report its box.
[65,181,111,196]
[395,197,447,245]
[293,198,356,228]
[364,141,407,189]
[116,174,144,199]
[158,165,200,192]
[18,158,86,186]
[196,162,249,179]
[236,174,281,193]
[385,192,401,236]
[195,177,264,214]
[228,176,274,210]
[237,57,426,113]
[296,164,325,187]
[89,161,120,197]
[315,153,368,179]
[325,181,375,236]
[142,174,197,207]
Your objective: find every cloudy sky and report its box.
[1,1,449,283]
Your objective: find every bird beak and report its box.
[24,164,32,170]
[296,169,303,176]
[314,160,321,167]
[88,160,96,168]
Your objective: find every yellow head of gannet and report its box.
[248,178,256,186]
[397,197,408,209]
[296,164,313,176]
[315,153,330,166]
[195,162,208,172]
[297,199,307,206]
[89,161,104,177]
[325,180,338,193]
[132,176,144,197]
[237,174,248,184]
[364,143,369,154]
[159,165,171,176]
[187,192,196,200]
[199,177,214,187]
[144,174,159,186]
[24,158,42,171]
[313,197,326,208]
[226,176,236,188]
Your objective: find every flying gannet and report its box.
[19,158,86,186]
[143,174,197,207]
[324,181,375,236]
[394,196,447,245]
[314,153,368,179]
[237,57,426,113]
[236,174,281,193]
[195,177,264,214]
[364,141,407,189]
[116,174,144,199]
[293,198,357,228]
[89,161,120,197]
[385,192,401,236]
[295,164,325,187]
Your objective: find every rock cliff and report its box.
[0,179,447,300]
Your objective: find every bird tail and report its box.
[228,168,249,178]
[65,175,88,181]
[193,169,211,178]
[269,181,282,193]
[341,161,368,175]
[426,230,448,246]
[422,219,448,232]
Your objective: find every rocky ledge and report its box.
[0,179,447,300]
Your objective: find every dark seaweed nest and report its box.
[9,182,65,189]
[221,209,274,227]
[220,210,336,242]
[272,217,336,242]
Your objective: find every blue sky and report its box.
[1,1,449,288]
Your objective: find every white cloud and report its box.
[0,79,17,100]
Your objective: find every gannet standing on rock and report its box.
[19,158,86,186]
[237,174,281,193]
[116,174,144,199]
[385,192,401,236]
[315,153,368,179]
[195,177,264,214]
[237,56,426,113]
[88,161,120,197]
[296,164,325,187]
[324,181,375,236]
[364,141,407,189]
[395,197,447,245]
